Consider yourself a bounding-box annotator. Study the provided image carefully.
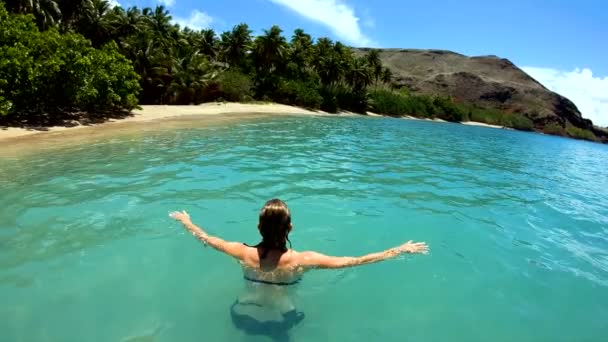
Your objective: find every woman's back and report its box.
[240,247,304,286]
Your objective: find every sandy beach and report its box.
[460,121,508,129]
[0,103,508,151]
[0,103,326,141]
[0,103,340,155]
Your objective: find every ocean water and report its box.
[1,115,607,342]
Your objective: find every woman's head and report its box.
[258,199,292,252]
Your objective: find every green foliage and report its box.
[0,96,12,115]
[566,124,597,141]
[368,87,537,130]
[319,84,340,113]
[319,83,368,113]
[337,87,369,113]
[432,97,468,122]
[367,88,411,116]
[219,23,253,71]
[212,70,253,102]
[4,0,62,30]
[467,106,534,131]
[2,0,598,143]
[0,3,139,118]
[501,113,534,131]
[1,1,384,115]
[74,42,141,111]
[542,122,565,136]
[368,88,453,119]
[168,47,218,105]
[274,80,323,109]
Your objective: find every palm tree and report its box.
[76,0,113,47]
[291,28,313,59]
[195,29,218,60]
[292,29,311,45]
[128,36,168,104]
[34,0,61,29]
[57,0,92,30]
[5,0,61,30]
[313,37,346,85]
[252,25,287,74]
[323,55,347,86]
[168,46,218,104]
[381,67,393,84]
[142,5,172,45]
[108,6,142,48]
[219,23,252,70]
[315,37,334,56]
[288,28,314,79]
[365,50,383,84]
[365,50,381,68]
[346,57,373,90]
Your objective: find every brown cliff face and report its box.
[354,48,606,142]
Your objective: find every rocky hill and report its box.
[353,48,607,143]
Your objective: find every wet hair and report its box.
[257,199,292,258]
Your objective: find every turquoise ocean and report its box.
[1,115,607,341]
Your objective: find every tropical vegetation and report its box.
[0,0,601,142]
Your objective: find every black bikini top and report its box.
[243,276,300,286]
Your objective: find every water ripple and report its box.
[1,116,608,340]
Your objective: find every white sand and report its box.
[400,115,448,123]
[461,121,507,129]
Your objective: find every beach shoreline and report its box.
[0,103,328,141]
[0,102,508,146]
[460,121,509,129]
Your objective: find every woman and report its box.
[169,199,428,337]
[170,198,428,280]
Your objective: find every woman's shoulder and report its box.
[284,249,319,266]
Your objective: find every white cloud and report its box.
[173,10,213,30]
[159,0,175,7]
[361,8,375,28]
[523,67,608,127]
[268,0,374,47]
[108,0,120,7]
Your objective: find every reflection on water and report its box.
[231,284,305,342]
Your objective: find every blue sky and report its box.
[116,0,608,126]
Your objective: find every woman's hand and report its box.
[169,210,191,224]
[397,240,429,254]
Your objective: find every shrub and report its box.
[368,88,411,116]
[209,70,253,102]
[543,122,565,136]
[432,97,468,122]
[274,80,323,109]
[337,87,368,113]
[369,89,472,120]
[503,114,534,131]
[469,108,504,126]
[319,84,341,113]
[0,4,140,118]
[566,124,597,141]
[368,88,437,117]
[75,42,141,112]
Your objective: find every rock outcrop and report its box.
[353,48,606,142]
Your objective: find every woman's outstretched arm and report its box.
[170,210,246,260]
[297,241,429,269]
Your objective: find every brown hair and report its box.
[257,198,292,258]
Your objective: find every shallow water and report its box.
[1,116,607,341]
